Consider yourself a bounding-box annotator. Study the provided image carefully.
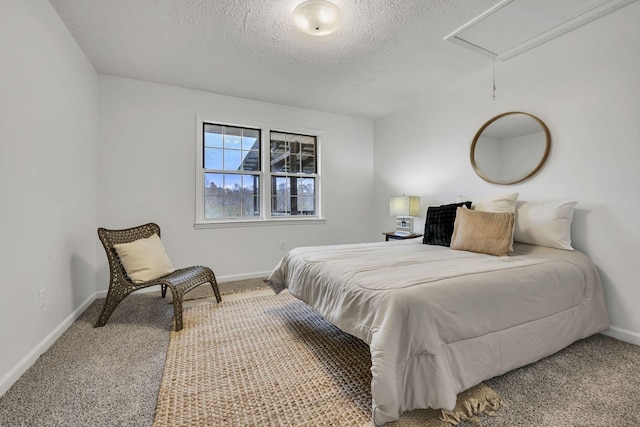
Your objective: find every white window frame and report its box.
[195,115,325,229]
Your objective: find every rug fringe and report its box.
[439,393,504,426]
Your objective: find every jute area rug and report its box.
[154,291,503,427]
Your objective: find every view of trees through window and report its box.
[202,123,318,220]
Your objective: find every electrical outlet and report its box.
[279,240,286,250]
[37,289,46,310]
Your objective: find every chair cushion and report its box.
[113,233,175,283]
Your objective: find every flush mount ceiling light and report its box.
[293,0,343,36]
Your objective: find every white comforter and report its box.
[268,238,609,425]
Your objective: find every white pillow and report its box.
[113,233,176,283]
[514,200,578,250]
[472,192,519,251]
[472,192,519,213]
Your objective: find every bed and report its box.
[267,236,609,425]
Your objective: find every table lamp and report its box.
[389,195,420,235]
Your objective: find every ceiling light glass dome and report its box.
[293,0,343,36]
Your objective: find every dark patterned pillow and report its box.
[423,201,472,246]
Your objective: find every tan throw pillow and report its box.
[450,208,515,257]
[113,233,175,283]
[472,192,519,251]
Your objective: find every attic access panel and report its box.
[444,0,637,60]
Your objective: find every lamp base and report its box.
[395,217,414,235]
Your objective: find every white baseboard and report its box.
[0,292,97,397]
[601,326,640,346]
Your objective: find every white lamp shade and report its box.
[293,0,343,36]
[389,196,420,217]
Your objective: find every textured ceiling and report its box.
[49,0,501,119]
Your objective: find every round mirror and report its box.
[471,112,551,185]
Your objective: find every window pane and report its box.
[204,173,224,195]
[300,142,315,155]
[270,138,286,154]
[241,174,258,193]
[271,132,287,145]
[297,196,315,214]
[224,127,242,149]
[224,149,242,171]
[301,142,316,173]
[204,196,224,219]
[271,195,290,216]
[204,123,222,134]
[299,135,315,145]
[273,176,290,196]
[271,156,288,173]
[272,176,290,215]
[270,139,287,173]
[289,141,300,154]
[204,124,223,148]
[242,196,257,216]
[224,194,241,217]
[242,129,260,150]
[204,132,223,148]
[270,131,317,175]
[222,173,240,217]
[301,155,315,173]
[297,178,315,215]
[241,150,260,171]
[223,173,241,191]
[204,147,223,170]
[298,178,315,195]
[242,175,260,216]
[288,154,300,173]
[204,173,260,218]
[270,176,315,217]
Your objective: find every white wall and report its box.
[373,1,640,344]
[97,76,375,287]
[0,0,98,393]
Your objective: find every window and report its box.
[270,131,317,217]
[203,124,261,220]
[196,118,321,226]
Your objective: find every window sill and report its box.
[194,218,326,229]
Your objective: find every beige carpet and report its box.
[154,291,503,426]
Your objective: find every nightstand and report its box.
[383,232,423,241]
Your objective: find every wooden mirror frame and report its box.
[470,111,551,185]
